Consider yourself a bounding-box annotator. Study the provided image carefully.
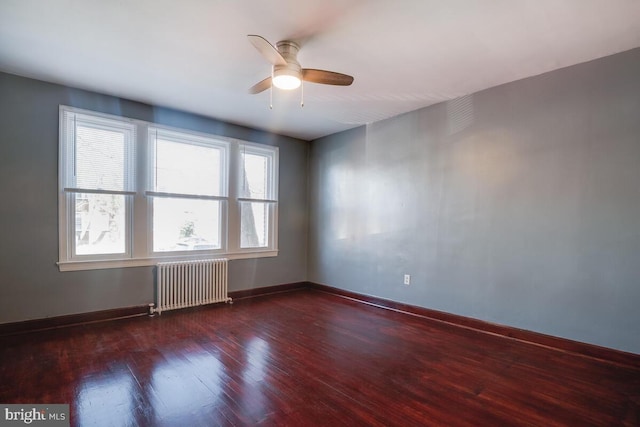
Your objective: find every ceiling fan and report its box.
[247,35,354,97]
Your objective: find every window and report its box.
[147,128,228,253]
[58,106,278,271]
[239,144,278,249]
[59,110,135,260]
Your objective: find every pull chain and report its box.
[300,79,304,107]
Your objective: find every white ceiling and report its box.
[1,0,639,141]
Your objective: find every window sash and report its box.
[148,127,228,198]
[239,143,278,202]
[149,195,226,254]
[61,109,136,193]
[66,192,133,260]
[239,201,276,249]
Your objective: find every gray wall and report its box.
[2,47,639,354]
[309,48,640,354]
[0,72,308,323]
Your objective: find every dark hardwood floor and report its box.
[1,289,638,426]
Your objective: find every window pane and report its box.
[155,138,221,196]
[241,152,269,199]
[76,125,126,191]
[153,198,221,252]
[75,193,126,255]
[240,201,268,248]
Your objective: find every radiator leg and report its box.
[148,303,161,316]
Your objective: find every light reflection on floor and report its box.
[74,349,229,426]
[75,367,134,427]
[150,351,224,422]
[239,337,272,421]
[242,337,269,383]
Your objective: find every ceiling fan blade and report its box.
[247,35,287,66]
[249,76,272,94]
[302,69,354,86]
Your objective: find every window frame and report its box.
[58,106,279,271]
[58,108,137,264]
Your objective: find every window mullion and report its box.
[227,142,240,253]
[131,122,149,259]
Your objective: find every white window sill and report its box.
[57,250,278,272]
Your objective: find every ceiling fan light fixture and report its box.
[272,68,301,90]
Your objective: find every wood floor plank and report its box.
[1,289,638,426]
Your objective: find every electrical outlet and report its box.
[404,274,411,285]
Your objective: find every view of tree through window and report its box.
[75,193,126,255]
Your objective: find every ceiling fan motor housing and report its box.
[274,41,302,83]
